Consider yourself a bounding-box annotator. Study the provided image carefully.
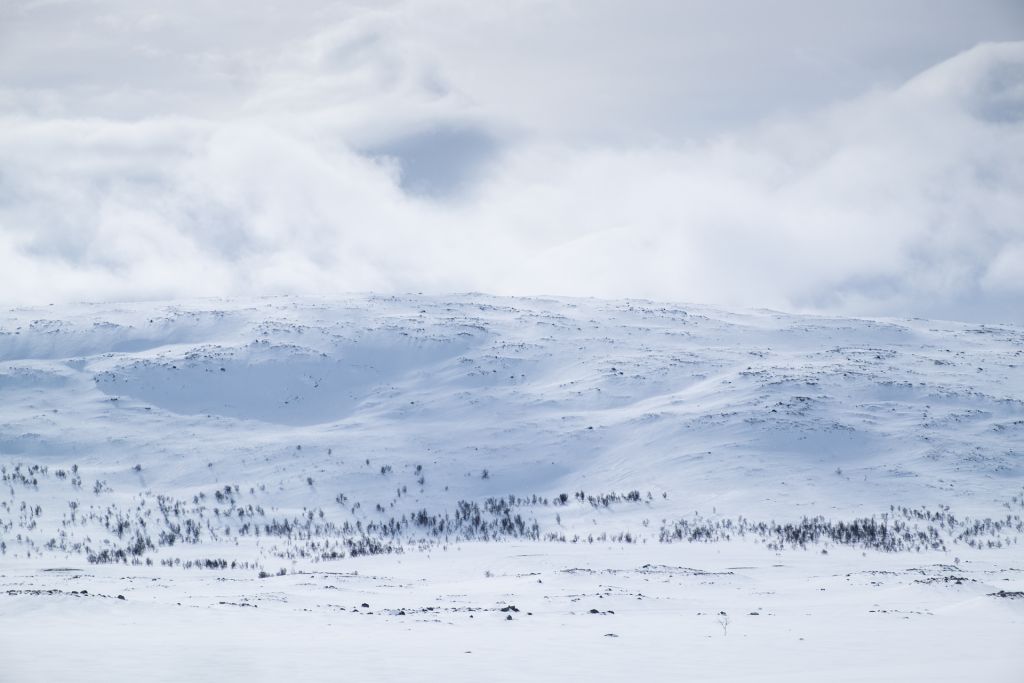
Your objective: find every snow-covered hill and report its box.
[3,294,1021,517]
[1,294,1022,681]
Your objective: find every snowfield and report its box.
[0,294,1021,681]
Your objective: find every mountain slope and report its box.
[1,294,1021,555]
[2,294,1023,682]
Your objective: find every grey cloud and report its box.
[362,126,499,198]
[0,2,1022,323]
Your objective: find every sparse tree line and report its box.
[0,460,1021,566]
[659,505,1023,552]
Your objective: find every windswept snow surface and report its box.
[0,294,1021,681]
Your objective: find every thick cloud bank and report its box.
[0,1,1022,322]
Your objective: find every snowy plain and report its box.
[0,294,1021,681]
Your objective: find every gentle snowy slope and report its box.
[1,294,1020,518]
[0,294,1021,681]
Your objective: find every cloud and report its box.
[0,1,1022,323]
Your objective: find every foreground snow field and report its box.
[0,294,1021,680]
[3,544,1022,682]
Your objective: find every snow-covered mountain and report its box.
[2,293,1021,556]
[2,295,1023,682]
[4,294,1022,496]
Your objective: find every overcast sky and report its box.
[1,0,1022,322]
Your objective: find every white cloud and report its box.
[0,1,1022,322]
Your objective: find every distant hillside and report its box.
[0,294,1021,565]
